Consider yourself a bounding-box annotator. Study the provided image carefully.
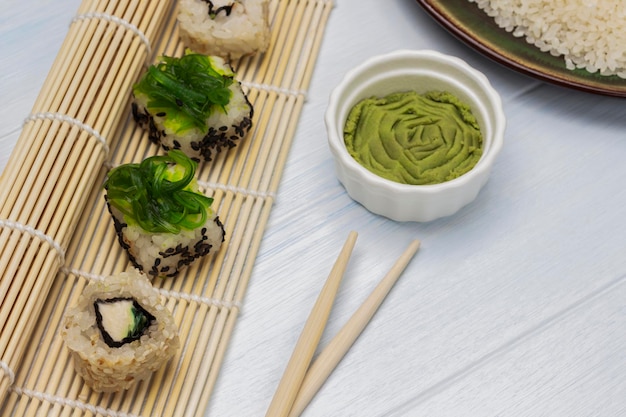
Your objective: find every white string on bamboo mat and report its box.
[0,360,15,386]
[10,386,142,417]
[71,11,152,58]
[198,180,277,201]
[241,80,307,100]
[60,267,242,311]
[100,161,276,201]
[23,112,110,157]
[0,219,65,265]
[158,287,242,311]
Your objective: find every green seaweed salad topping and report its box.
[104,150,213,234]
[133,51,234,134]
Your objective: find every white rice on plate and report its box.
[469,0,626,78]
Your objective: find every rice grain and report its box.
[470,0,626,78]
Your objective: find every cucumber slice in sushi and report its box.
[61,270,179,392]
[132,52,253,162]
[104,150,226,278]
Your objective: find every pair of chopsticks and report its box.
[265,231,421,417]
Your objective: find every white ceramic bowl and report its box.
[325,49,505,222]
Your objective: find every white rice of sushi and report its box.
[178,0,271,61]
[61,270,179,392]
[470,0,626,78]
[133,55,253,162]
[108,204,225,278]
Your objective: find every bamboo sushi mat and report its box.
[0,0,333,415]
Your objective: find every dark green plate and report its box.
[416,0,626,97]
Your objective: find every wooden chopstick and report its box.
[264,231,359,417]
[287,239,421,417]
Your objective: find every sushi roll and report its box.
[177,0,271,61]
[61,270,179,392]
[132,52,253,162]
[104,150,225,278]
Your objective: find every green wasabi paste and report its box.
[343,90,483,185]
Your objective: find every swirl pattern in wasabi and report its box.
[344,91,483,185]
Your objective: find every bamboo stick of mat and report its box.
[265,231,358,417]
[0,0,173,402]
[198,1,333,404]
[288,239,422,417]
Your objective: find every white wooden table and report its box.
[1,1,625,416]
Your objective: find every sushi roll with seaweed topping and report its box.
[104,150,225,278]
[61,270,179,392]
[132,52,253,162]
[178,0,271,61]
